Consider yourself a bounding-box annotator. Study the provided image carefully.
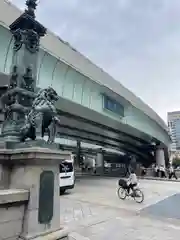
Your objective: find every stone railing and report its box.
[0,189,29,240]
[143,168,180,179]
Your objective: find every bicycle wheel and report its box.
[117,187,127,200]
[134,188,144,203]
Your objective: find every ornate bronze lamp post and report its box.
[1,0,46,144]
[0,2,70,239]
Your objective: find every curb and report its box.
[68,232,90,240]
[75,174,180,183]
[139,176,180,183]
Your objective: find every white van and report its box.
[59,156,75,194]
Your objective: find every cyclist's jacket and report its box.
[128,173,137,185]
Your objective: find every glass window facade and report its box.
[173,119,180,149]
[103,95,124,117]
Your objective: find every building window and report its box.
[103,95,124,117]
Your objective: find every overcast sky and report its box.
[11,0,180,122]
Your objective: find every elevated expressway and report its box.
[0,0,170,165]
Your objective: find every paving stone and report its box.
[77,216,180,240]
[60,177,180,239]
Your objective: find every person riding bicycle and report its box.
[127,169,138,195]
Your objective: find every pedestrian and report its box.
[169,165,177,180]
[92,158,96,174]
[159,165,166,178]
[141,165,146,177]
[154,164,159,177]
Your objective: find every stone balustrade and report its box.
[0,189,29,240]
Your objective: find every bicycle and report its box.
[117,184,144,203]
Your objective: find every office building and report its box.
[168,111,180,151]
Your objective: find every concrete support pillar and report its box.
[155,148,165,167]
[76,140,81,167]
[96,151,104,175]
[129,155,137,172]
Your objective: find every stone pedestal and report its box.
[0,147,70,240]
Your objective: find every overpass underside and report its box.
[0,73,165,165]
